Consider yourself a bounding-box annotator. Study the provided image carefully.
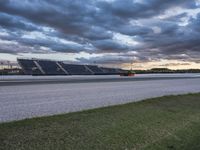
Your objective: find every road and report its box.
[0,74,200,122]
[0,73,200,86]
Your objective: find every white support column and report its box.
[33,60,45,75]
[56,62,69,75]
[84,65,94,75]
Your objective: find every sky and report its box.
[0,0,200,69]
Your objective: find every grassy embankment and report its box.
[0,93,200,150]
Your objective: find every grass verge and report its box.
[0,93,200,150]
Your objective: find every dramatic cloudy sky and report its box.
[0,0,200,69]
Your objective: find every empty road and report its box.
[0,74,200,122]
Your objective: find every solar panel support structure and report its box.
[56,62,69,75]
[33,60,46,75]
[84,65,94,74]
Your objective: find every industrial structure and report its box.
[17,58,124,75]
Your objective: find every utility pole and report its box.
[130,61,134,71]
[7,61,10,69]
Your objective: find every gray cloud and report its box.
[0,13,37,31]
[92,39,130,52]
[0,0,199,65]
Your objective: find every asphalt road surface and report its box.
[0,74,200,122]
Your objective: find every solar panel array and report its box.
[86,65,104,74]
[37,60,66,75]
[17,58,124,75]
[60,63,91,75]
[17,59,41,75]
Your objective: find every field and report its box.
[0,93,200,150]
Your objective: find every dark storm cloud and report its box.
[189,12,200,32]
[0,12,37,31]
[0,0,199,65]
[0,0,106,38]
[92,39,130,52]
[112,24,153,36]
[98,0,194,19]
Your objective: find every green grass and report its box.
[1,93,200,150]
